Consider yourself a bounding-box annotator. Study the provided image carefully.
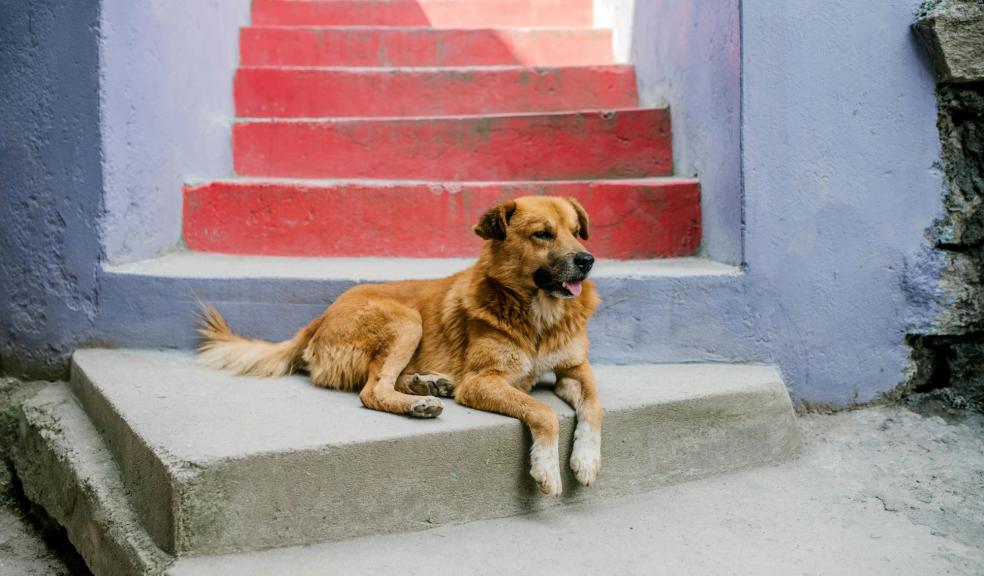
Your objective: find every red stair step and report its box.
[235,66,638,118]
[240,27,613,67]
[183,179,701,259]
[233,109,672,181]
[252,0,593,27]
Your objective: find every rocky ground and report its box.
[1,376,982,575]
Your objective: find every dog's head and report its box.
[474,196,594,299]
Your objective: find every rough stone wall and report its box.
[0,1,104,378]
[907,0,984,409]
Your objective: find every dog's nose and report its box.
[574,252,595,272]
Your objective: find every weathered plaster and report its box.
[99,0,251,264]
[0,0,104,377]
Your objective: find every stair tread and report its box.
[107,252,737,281]
[74,349,781,463]
[252,0,594,28]
[235,106,658,122]
[237,64,631,71]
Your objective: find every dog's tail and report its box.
[196,303,314,378]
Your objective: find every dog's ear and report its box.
[473,200,517,241]
[568,197,590,240]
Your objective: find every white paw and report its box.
[530,439,562,496]
[570,422,601,486]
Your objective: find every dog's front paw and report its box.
[408,396,444,418]
[570,422,601,486]
[530,439,562,496]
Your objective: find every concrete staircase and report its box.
[13,2,799,574]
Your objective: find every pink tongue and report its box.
[563,281,583,296]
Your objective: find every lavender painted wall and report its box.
[596,0,743,265]
[0,0,954,406]
[100,0,251,264]
[0,0,103,376]
[740,0,945,404]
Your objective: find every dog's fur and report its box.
[198,196,602,495]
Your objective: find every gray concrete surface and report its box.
[12,384,172,576]
[1,379,80,576]
[69,349,798,555]
[0,511,75,576]
[168,405,984,576]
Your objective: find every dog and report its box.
[197,195,601,495]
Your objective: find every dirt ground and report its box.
[0,382,982,575]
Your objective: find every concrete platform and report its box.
[69,349,798,557]
[165,407,984,576]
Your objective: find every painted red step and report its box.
[240,27,613,67]
[235,66,638,118]
[183,179,701,259]
[252,0,593,27]
[234,109,672,181]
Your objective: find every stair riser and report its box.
[235,67,638,118]
[233,110,672,180]
[252,0,593,27]
[94,269,753,366]
[183,181,700,259]
[240,27,614,67]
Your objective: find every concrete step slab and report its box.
[240,26,614,67]
[233,108,672,180]
[234,65,638,118]
[91,253,754,364]
[182,178,700,258]
[70,348,799,556]
[252,0,594,28]
[13,384,173,576]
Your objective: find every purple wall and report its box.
[0,0,103,376]
[100,0,251,264]
[0,0,955,406]
[740,0,945,403]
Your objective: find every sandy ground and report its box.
[2,400,983,575]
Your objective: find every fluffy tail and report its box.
[197,303,313,378]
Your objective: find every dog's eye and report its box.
[532,230,554,240]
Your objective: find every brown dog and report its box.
[198,196,601,495]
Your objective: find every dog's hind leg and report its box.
[396,373,455,398]
[554,362,603,486]
[358,311,444,419]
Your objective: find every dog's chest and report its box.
[527,346,578,377]
[522,299,585,378]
